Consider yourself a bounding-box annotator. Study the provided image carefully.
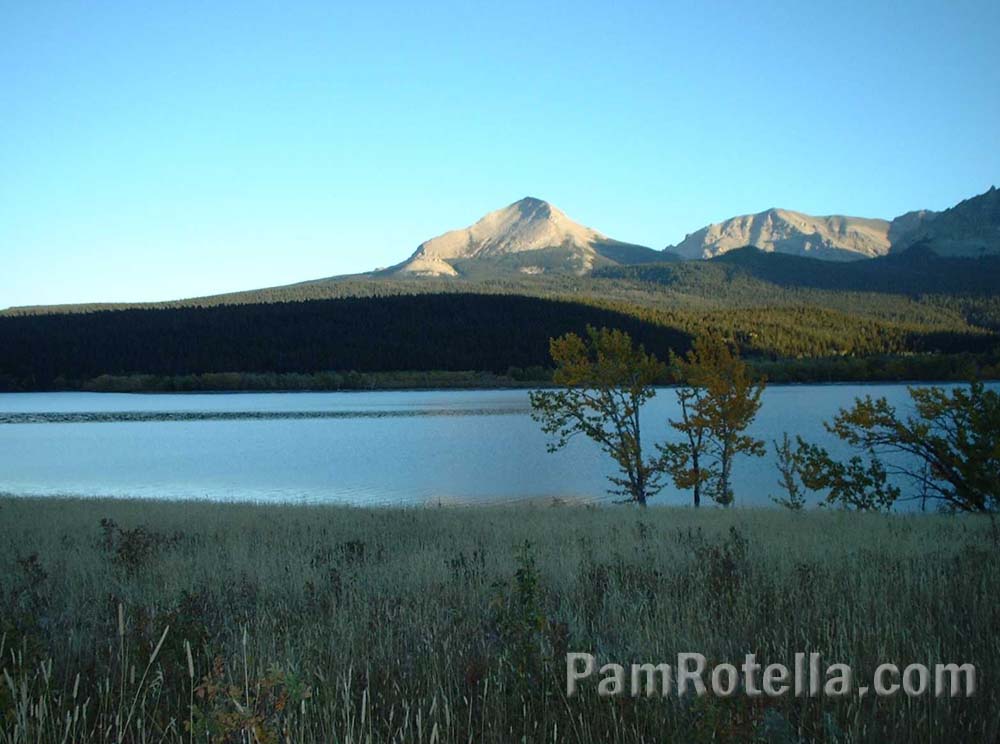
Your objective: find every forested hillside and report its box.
[10,246,999,330]
[4,245,999,391]
[1,289,997,391]
[596,245,1000,297]
[0,294,690,391]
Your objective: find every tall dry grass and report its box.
[1,496,997,742]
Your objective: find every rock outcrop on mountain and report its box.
[888,186,999,257]
[666,209,893,261]
[667,187,999,262]
[388,197,661,277]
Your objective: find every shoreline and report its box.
[0,491,973,516]
[0,491,970,515]
[4,350,998,394]
[1,377,997,396]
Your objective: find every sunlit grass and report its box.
[1,495,996,742]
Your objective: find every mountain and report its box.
[395,188,997,274]
[5,189,999,319]
[386,197,663,278]
[889,186,1000,257]
[887,209,936,247]
[667,209,893,261]
[667,187,1000,262]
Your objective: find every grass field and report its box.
[1,496,997,742]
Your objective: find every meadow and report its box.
[1,496,997,743]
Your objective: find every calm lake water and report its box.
[0,384,990,507]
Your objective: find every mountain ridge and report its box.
[386,187,999,276]
[888,185,999,257]
[667,208,893,261]
[666,186,998,261]
[3,188,999,315]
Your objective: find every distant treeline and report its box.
[750,351,1000,384]
[8,352,996,393]
[0,294,690,391]
[76,369,549,393]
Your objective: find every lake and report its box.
[0,384,986,508]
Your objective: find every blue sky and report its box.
[2,0,998,307]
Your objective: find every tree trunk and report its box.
[720,442,732,506]
[692,452,701,507]
[635,470,647,507]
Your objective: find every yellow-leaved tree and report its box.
[529,326,667,505]
[661,334,766,506]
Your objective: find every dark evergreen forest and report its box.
[0,294,690,390]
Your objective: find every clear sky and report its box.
[2,0,998,308]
